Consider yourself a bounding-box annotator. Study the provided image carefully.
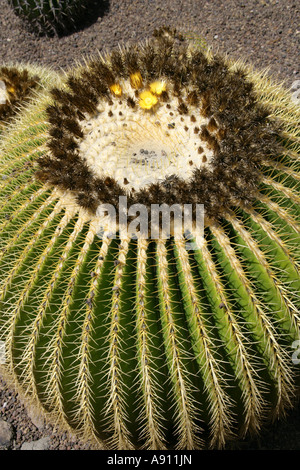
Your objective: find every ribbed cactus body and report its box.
[0,32,299,450]
[8,0,89,36]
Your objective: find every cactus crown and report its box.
[37,28,283,224]
[0,29,299,450]
[0,66,40,127]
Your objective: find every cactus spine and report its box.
[7,0,90,36]
[0,30,299,450]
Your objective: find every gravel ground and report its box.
[0,0,299,86]
[0,0,299,452]
[0,375,95,450]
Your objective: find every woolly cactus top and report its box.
[0,66,40,125]
[36,28,282,224]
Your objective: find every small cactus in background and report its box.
[7,0,90,36]
[0,29,299,450]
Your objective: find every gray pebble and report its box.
[26,405,46,431]
[20,436,51,451]
[291,80,300,104]
[0,419,13,449]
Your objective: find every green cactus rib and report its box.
[8,0,90,36]
[0,52,300,450]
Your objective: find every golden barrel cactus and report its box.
[0,28,299,450]
[0,64,42,130]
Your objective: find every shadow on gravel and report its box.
[64,0,111,37]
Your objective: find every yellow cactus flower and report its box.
[149,80,167,95]
[110,83,122,97]
[130,71,143,89]
[138,90,158,109]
